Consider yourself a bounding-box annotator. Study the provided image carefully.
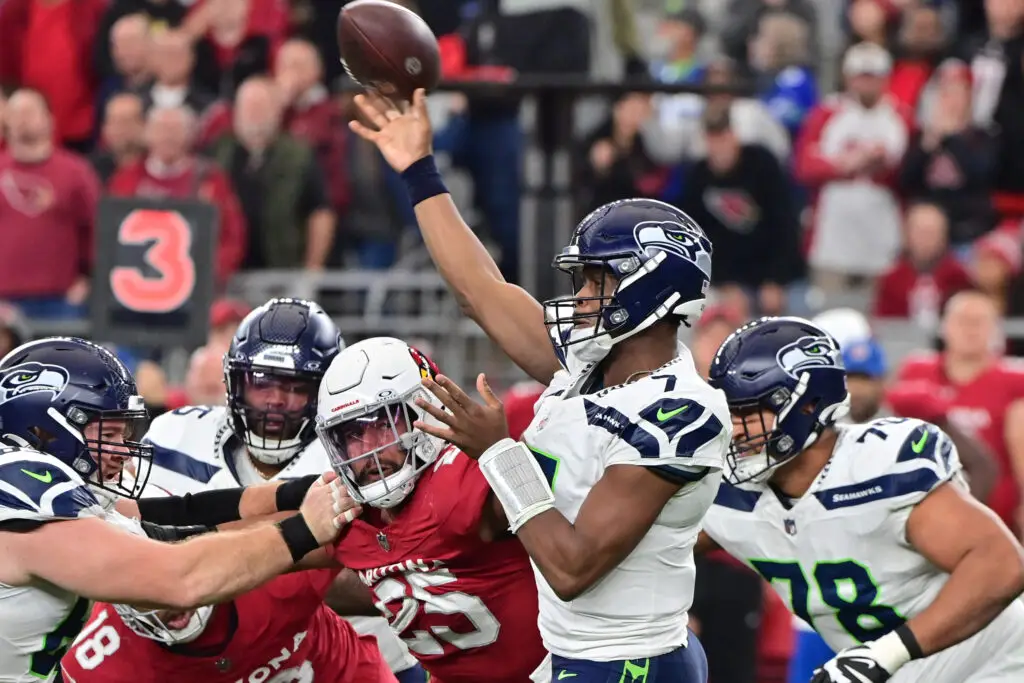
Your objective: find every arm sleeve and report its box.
[139,520,217,541]
[135,487,244,526]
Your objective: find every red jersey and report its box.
[896,352,1024,524]
[335,447,544,683]
[60,570,394,683]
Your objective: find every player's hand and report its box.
[299,471,362,544]
[810,645,893,683]
[414,373,510,459]
[348,88,433,173]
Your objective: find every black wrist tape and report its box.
[276,514,320,563]
[275,474,320,511]
[895,623,924,660]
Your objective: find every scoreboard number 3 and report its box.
[109,209,196,314]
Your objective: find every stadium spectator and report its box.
[970,228,1024,315]
[966,0,1024,218]
[107,104,247,288]
[0,91,5,150]
[91,92,146,184]
[846,0,894,48]
[649,8,708,85]
[0,0,106,152]
[872,201,972,324]
[0,90,98,319]
[94,0,192,82]
[95,13,152,133]
[720,0,819,69]
[578,92,664,212]
[274,38,350,215]
[334,75,411,269]
[901,57,999,246]
[894,290,1024,534]
[796,42,910,293]
[677,106,802,316]
[645,56,790,164]
[888,3,946,112]
[139,29,217,118]
[208,76,334,271]
[748,11,818,139]
[186,0,289,99]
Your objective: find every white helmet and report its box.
[115,605,214,645]
[104,512,213,644]
[316,337,447,509]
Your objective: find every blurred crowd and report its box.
[1,1,1024,683]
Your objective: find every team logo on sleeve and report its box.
[634,221,713,277]
[776,336,844,378]
[0,362,69,402]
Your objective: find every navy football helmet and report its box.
[0,337,152,499]
[708,317,850,485]
[545,199,712,363]
[225,298,343,465]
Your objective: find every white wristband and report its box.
[478,438,555,533]
[866,629,912,674]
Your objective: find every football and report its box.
[337,0,441,101]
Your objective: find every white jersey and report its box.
[141,405,419,674]
[523,344,729,660]
[0,448,125,682]
[704,417,1024,683]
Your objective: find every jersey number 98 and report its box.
[372,568,500,656]
[751,559,904,644]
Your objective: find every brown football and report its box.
[337,0,441,101]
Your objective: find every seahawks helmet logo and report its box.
[776,336,844,378]
[0,362,69,402]
[634,221,713,277]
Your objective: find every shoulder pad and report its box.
[818,418,960,510]
[585,372,730,472]
[143,405,228,487]
[0,449,102,524]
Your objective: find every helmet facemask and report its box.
[724,373,850,486]
[226,366,319,466]
[62,395,153,501]
[114,604,214,645]
[317,389,441,510]
[545,249,691,365]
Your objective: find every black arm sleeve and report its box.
[140,521,217,542]
[135,487,244,526]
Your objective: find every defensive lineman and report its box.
[349,89,729,682]
[0,337,351,682]
[702,316,1024,683]
[143,298,424,682]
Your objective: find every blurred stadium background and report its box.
[1,0,1023,682]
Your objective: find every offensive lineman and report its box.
[349,90,728,681]
[143,298,424,683]
[701,316,1024,683]
[313,337,547,683]
[0,337,352,682]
